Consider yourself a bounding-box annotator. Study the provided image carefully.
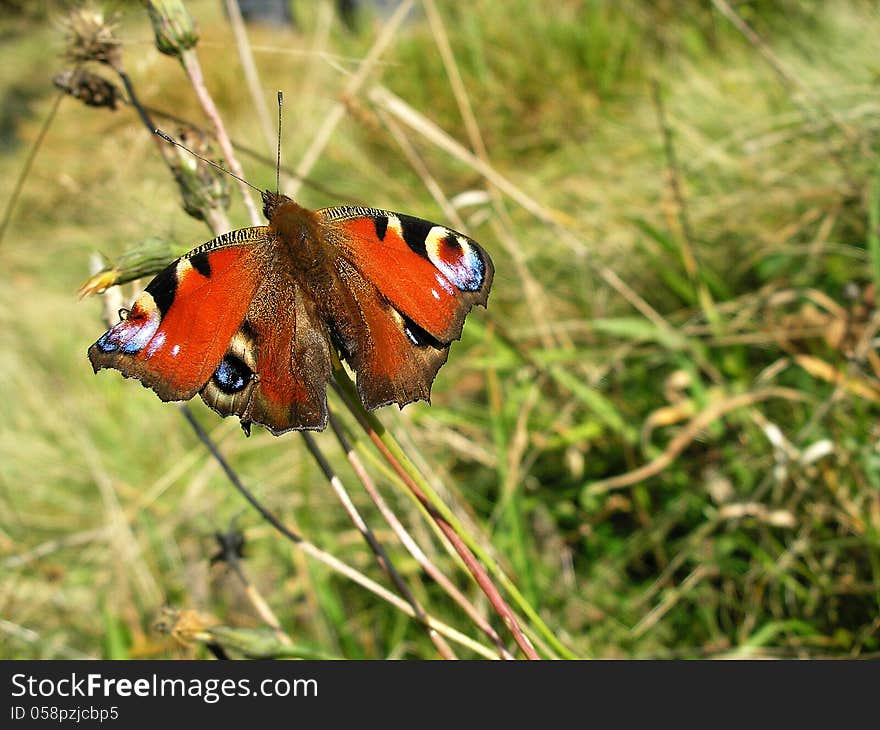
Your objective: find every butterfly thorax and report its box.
[265,193,327,277]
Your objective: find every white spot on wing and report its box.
[171,344,180,357]
[176,258,194,279]
[385,214,403,240]
[435,272,455,295]
[146,330,166,357]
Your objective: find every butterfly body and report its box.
[89,191,493,435]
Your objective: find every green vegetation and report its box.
[1,0,879,659]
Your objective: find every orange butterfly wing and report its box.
[319,207,494,343]
[88,228,271,401]
[88,194,493,434]
[199,270,331,434]
[317,206,494,409]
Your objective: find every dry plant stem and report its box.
[710,0,856,143]
[179,406,496,659]
[114,69,232,232]
[141,103,349,201]
[368,85,573,229]
[299,432,458,659]
[584,387,809,496]
[596,264,723,384]
[333,378,575,659]
[0,88,64,249]
[222,553,292,647]
[223,0,275,155]
[286,0,415,199]
[422,0,561,352]
[175,409,291,648]
[178,49,261,224]
[328,413,513,659]
[378,109,464,229]
[116,70,157,137]
[423,0,488,165]
[330,376,539,659]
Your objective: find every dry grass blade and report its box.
[585,387,810,496]
[710,0,858,144]
[223,0,275,155]
[180,407,494,658]
[328,413,513,659]
[286,0,415,199]
[368,85,575,229]
[300,432,458,659]
[331,376,540,659]
[179,50,261,224]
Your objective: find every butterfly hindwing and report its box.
[330,258,450,410]
[88,227,271,401]
[199,271,331,434]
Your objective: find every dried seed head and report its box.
[60,6,122,70]
[143,0,199,58]
[154,607,218,647]
[53,68,121,110]
[166,126,231,221]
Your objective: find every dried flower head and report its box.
[60,6,122,70]
[154,608,218,648]
[143,0,199,58]
[166,126,231,222]
[53,68,121,110]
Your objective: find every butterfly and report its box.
[88,190,494,435]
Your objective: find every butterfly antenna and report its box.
[275,91,283,195]
[154,128,263,195]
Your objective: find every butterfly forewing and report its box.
[315,206,493,410]
[318,206,494,344]
[88,227,273,400]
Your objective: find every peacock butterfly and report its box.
[88,190,494,435]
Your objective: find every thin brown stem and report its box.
[179,406,495,658]
[179,49,261,224]
[0,88,64,249]
[219,544,292,647]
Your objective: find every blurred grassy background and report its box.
[1,0,879,658]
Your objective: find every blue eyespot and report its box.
[213,355,252,394]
